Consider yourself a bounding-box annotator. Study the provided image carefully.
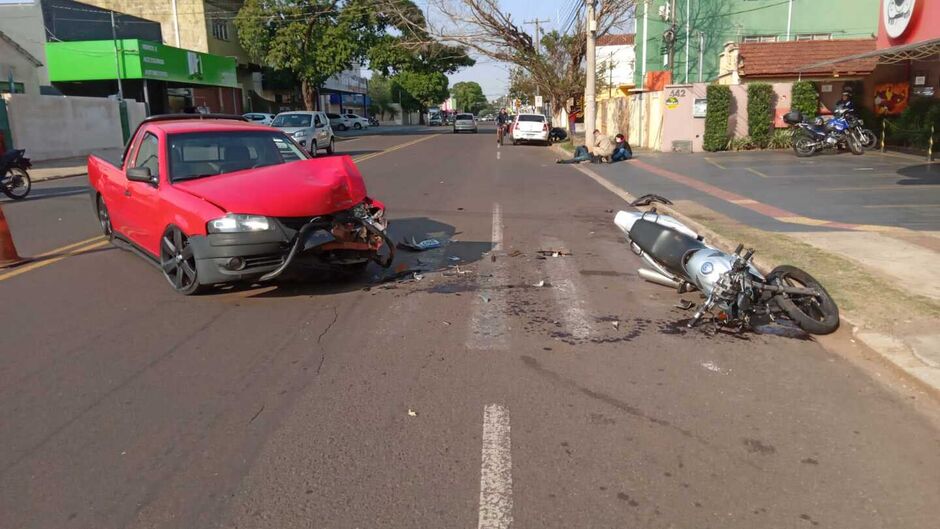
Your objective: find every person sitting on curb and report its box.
[611,133,633,162]
[591,129,614,163]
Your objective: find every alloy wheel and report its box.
[160,227,202,294]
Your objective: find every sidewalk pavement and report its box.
[553,144,940,394]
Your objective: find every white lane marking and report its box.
[541,237,594,341]
[497,151,501,160]
[467,203,508,350]
[492,203,503,251]
[478,404,513,529]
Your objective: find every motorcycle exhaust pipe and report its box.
[638,268,681,288]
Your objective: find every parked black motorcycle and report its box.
[1,149,32,200]
[784,109,863,157]
[368,116,380,127]
[843,111,878,149]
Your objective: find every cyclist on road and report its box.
[496,108,510,144]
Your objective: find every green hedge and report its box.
[703,84,732,151]
[885,97,940,149]
[747,83,774,148]
[791,81,818,119]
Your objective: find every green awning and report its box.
[46,39,237,88]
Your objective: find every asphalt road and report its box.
[592,150,940,232]
[1,127,939,529]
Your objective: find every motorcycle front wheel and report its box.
[768,265,840,335]
[1,167,31,200]
[847,131,864,155]
[859,128,878,149]
[792,136,816,157]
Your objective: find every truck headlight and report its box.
[208,214,272,233]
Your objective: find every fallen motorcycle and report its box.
[614,195,839,335]
[1,148,32,200]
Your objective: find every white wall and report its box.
[0,1,49,87]
[3,94,146,161]
[597,44,636,87]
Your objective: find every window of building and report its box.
[0,82,25,94]
[742,35,778,43]
[211,19,229,41]
[795,33,832,41]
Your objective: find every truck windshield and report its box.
[168,131,309,182]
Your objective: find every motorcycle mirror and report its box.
[734,243,744,255]
[744,248,755,261]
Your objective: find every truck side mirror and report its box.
[127,167,155,184]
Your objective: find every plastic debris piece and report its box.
[675,299,695,310]
[480,294,490,303]
[508,250,524,257]
[407,409,418,417]
[413,272,424,281]
[532,280,546,288]
[448,256,461,261]
[611,320,620,330]
[397,237,443,251]
[442,321,452,326]
[537,248,572,257]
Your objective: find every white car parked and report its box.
[243,112,275,125]
[510,113,550,145]
[271,111,336,156]
[326,113,352,131]
[343,113,370,130]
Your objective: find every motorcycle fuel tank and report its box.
[684,249,735,292]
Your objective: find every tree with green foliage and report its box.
[451,82,487,113]
[235,0,381,111]
[393,70,449,112]
[704,84,732,152]
[367,73,398,121]
[747,83,774,148]
[791,81,819,119]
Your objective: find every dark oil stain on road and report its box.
[800,513,821,526]
[616,492,640,507]
[743,438,777,455]
[801,457,820,465]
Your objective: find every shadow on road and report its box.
[209,217,492,299]
[0,185,89,204]
[896,163,940,184]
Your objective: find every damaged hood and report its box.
[174,156,367,217]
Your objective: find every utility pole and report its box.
[698,32,705,83]
[668,0,676,74]
[110,10,124,101]
[524,17,551,105]
[584,0,597,147]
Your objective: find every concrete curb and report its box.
[552,143,940,397]
[31,171,87,183]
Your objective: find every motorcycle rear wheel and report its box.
[768,265,839,335]
[792,136,816,157]
[1,168,31,200]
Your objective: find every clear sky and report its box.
[432,0,584,101]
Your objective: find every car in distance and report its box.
[344,113,370,129]
[243,112,275,125]
[86,114,393,295]
[510,113,550,146]
[271,111,335,155]
[327,113,352,131]
[428,114,443,126]
[453,113,478,133]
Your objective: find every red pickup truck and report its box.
[87,114,393,295]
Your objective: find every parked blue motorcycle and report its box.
[784,109,863,157]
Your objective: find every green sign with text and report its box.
[46,40,237,88]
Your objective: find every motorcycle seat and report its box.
[630,219,707,273]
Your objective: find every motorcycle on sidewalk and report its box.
[784,109,864,157]
[614,195,840,335]
[1,149,32,200]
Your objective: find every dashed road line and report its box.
[467,203,508,350]
[704,157,727,170]
[541,236,593,341]
[478,404,512,529]
[746,167,769,178]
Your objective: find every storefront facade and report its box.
[45,39,241,115]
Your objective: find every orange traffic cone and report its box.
[0,204,24,268]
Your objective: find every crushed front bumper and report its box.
[189,210,394,285]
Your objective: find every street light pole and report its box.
[110,10,124,101]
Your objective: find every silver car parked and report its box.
[271,111,335,156]
[453,113,478,133]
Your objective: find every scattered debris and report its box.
[532,280,547,288]
[377,268,426,284]
[407,409,418,417]
[491,254,497,262]
[480,294,490,303]
[604,209,615,213]
[442,321,452,326]
[675,300,695,310]
[508,250,524,257]
[537,248,572,257]
[611,320,620,330]
[448,256,461,262]
[412,272,424,282]
[701,361,726,374]
[398,237,442,251]
[457,207,464,211]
